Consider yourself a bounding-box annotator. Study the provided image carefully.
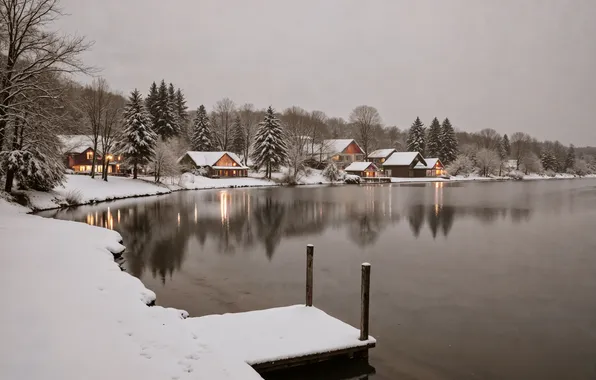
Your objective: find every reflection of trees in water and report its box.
[55,189,534,281]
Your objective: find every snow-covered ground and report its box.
[249,167,333,185]
[0,199,261,380]
[0,198,375,380]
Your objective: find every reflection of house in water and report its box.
[38,185,535,281]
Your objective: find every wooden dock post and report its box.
[306,244,314,307]
[359,263,371,341]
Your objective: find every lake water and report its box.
[38,179,596,380]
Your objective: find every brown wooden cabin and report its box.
[178,151,248,178]
[344,162,379,178]
[382,152,427,178]
[59,135,123,174]
[424,158,445,177]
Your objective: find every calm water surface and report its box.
[39,180,596,380]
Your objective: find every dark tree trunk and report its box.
[133,163,138,179]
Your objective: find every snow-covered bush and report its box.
[520,152,543,174]
[344,174,361,184]
[64,189,83,205]
[574,159,591,177]
[322,161,343,182]
[544,169,556,177]
[1,149,65,191]
[475,148,500,177]
[507,170,525,180]
[445,155,475,176]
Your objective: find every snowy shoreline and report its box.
[20,172,596,212]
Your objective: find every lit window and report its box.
[86,151,93,160]
[232,170,236,175]
[118,155,121,160]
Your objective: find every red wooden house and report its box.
[178,151,248,178]
[59,135,123,174]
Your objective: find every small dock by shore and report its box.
[361,176,391,184]
[187,245,375,374]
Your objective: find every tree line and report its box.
[2,0,595,195]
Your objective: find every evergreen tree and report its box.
[502,134,511,157]
[154,80,179,139]
[406,117,425,155]
[191,105,214,151]
[167,82,181,135]
[540,149,557,172]
[145,82,159,130]
[119,89,157,179]
[565,144,576,171]
[230,116,246,156]
[174,88,188,131]
[251,106,289,179]
[439,118,458,164]
[426,117,441,157]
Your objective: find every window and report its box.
[86,151,93,160]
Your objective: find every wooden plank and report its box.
[252,342,376,373]
[360,263,371,341]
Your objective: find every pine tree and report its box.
[145,82,159,130]
[502,134,511,157]
[406,117,426,155]
[174,88,188,133]
[426,117,441,157]
[565,144,576,171]
[119,89,157,179]
[251,106,289,179]
[154,80,179,139]
[190,105,214,151]
[230,116,246,156]
[540,149,557,172]
[439,118,458,165]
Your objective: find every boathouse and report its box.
[178,151,248,178]
[344,162,379,178]
[382,152,427,178]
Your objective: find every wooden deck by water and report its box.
[186,245,375,374]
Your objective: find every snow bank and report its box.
[176,173,277,190]
[186,305,375,365]
[0,199,261,380]
[250,167,333,185]
[25,175,170,210]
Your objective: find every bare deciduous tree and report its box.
[476,148,500,177]
[0,0,92,151]
[211,97,235,150]
[349,105,381,159]
[79,78,110,178]
[478,128,501,151]
[511,132,532,170]
[239,103,257,164]
[99,93,124,181]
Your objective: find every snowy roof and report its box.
[344,161,377,172]
[423,158,441,169]
[317,139,362,155]
[414,162,427,169]
[58,135,94,154]
[367,149,396,159]
[383,152,427,167]
[180,151,247,168]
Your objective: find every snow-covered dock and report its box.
[187,305,376,372]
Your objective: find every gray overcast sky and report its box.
[56,0,596,145]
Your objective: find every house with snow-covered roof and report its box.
[58,135,123,174]
[178,151,248,178]
[421,158,445,177]
[344,162,379,178]
[366,148,396,167]
[382,152,427,178]
[311,139,365,168]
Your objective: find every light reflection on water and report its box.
[37,180,596,380]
